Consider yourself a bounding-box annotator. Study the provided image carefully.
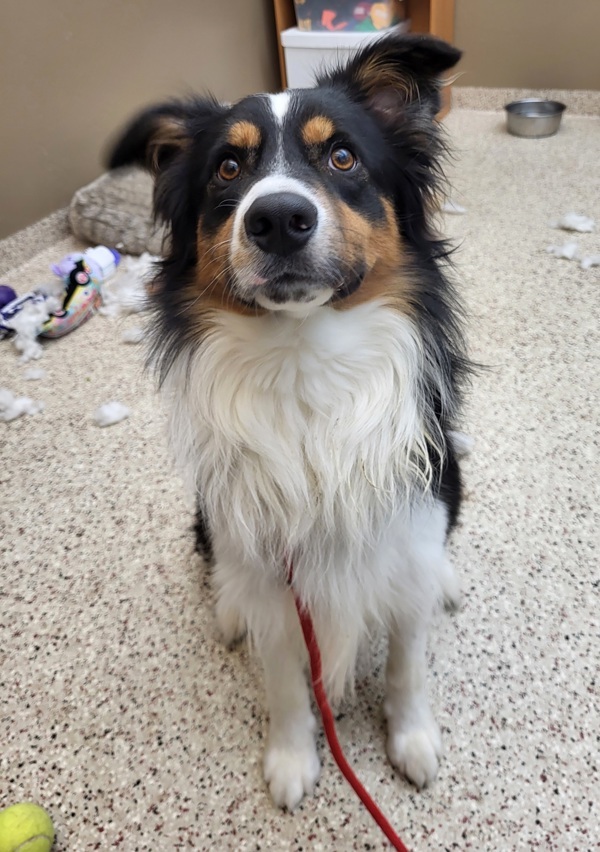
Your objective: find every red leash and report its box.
[288,562,410,852]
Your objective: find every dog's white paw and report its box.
[263,741,321,810]
[215,601,246,647]
[387,717,442,788]
[439,558,462,612]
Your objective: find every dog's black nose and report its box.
[244,192,318,256]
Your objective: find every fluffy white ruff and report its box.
[162,300,452,700]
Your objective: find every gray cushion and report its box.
[68,167,168,256]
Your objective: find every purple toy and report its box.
[0,284,17,310]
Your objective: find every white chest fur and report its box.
[162,301,450,697]
[164,301,435,565]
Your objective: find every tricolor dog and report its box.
[109,34,469,810]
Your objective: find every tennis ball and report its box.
[0,803,54,852]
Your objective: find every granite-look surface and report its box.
[453,85,600,116]
[0,209,71,276]
[1,110,598,851]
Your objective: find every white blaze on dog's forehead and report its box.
[268,92,291,125]
[237,174,323,216]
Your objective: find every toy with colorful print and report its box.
[0,245,120,341]
[294,0,402,31]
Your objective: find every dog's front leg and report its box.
[260,596,321,811]
[385,615,443,789]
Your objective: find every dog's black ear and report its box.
[106,98,225,174]
[106,98,227,240]
[319,34,461,122]
[108,103,193,174]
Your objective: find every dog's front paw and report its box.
[215,600,246,647]
[263,741,321,810]
[387,716,442,789]
[439,557,462,612]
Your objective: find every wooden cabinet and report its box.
[271,0,456,115]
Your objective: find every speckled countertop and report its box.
[1,107,599,851]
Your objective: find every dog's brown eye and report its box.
[329,147,356,172]
[218,157,241,181]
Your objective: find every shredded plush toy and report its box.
[4,289,62,363]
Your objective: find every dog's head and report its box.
[108,35,460,317]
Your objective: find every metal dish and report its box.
[504,99,566,138]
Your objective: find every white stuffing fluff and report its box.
[5,295,61,363]
[546,241,581,261]
[441,199,467,215]
[99,253,158,318]
[545,243,600,270]
[0,387,45,422]
[93,401,131,427]
[121,326,145,344]
[38,278,66,301]
[550,213,595,233]
[580,255,600,270]
[23,367,47,381]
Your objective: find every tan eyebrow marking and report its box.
[302,115,335,147]
[226,120,261,149]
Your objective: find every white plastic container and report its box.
[281,23,410,89]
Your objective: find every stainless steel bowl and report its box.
[504,99,566,138]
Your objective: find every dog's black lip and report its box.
[256,260,366,293]
[231,260,366,307]
[331,265,366,301]
[269,271,307,286]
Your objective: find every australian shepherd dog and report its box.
[109,34,469,810]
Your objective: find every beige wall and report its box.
[0,0,278,239]
[454,0,600,90]
[3,0,599,238]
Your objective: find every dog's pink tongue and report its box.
[250,274,267,286]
